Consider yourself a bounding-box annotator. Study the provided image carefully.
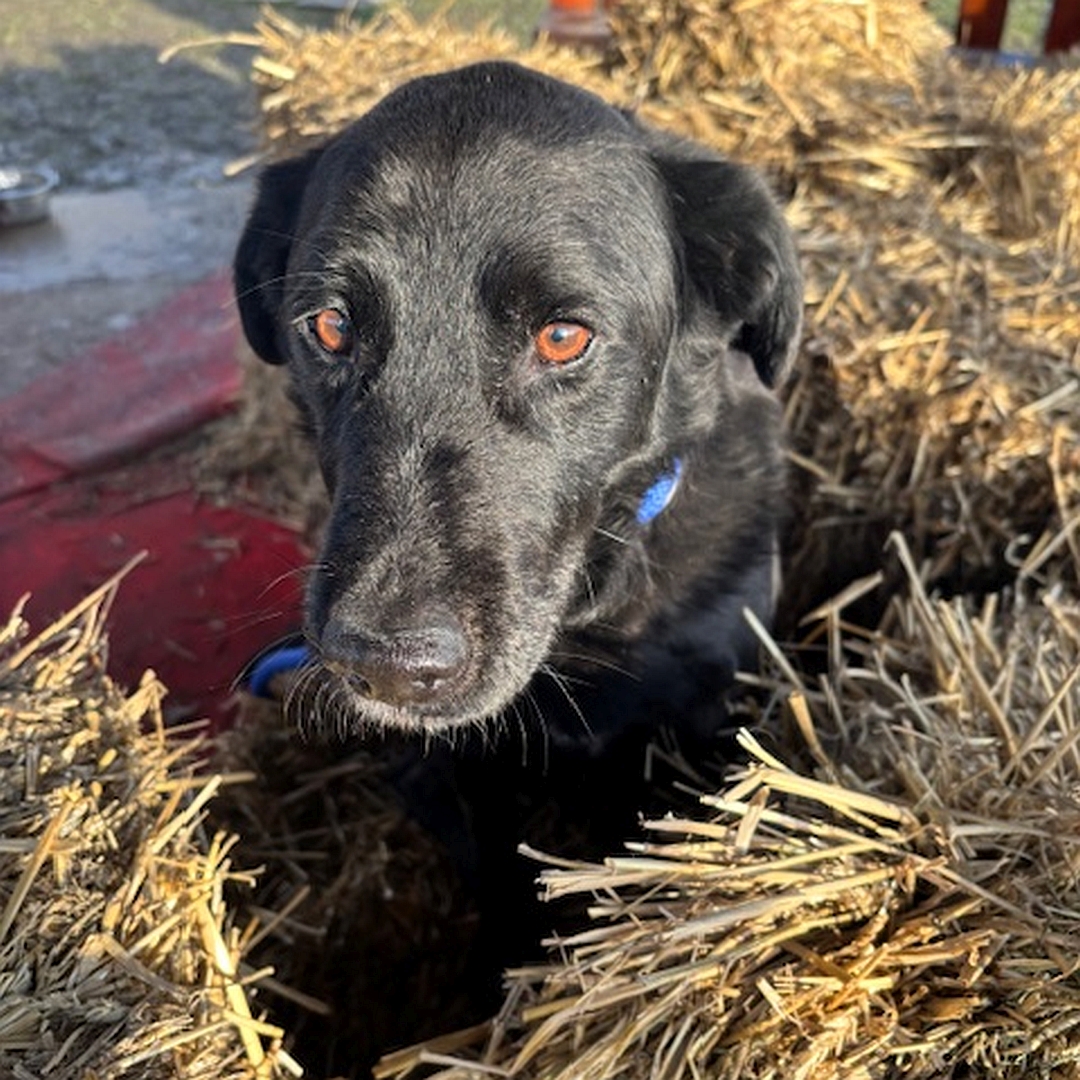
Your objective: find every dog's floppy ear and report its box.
[653,150,802,388]
[234,149,323,364]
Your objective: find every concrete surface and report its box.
[0,177,252,397]
[0,0,271,403]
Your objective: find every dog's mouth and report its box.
[321,670,476,733]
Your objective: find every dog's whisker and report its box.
[593,526,631,546]
[256,562,325,598]
[334,685,352,742]
[423,722,443,756]
[284,664,308,733]
[473,713,495,756]
[287,658,323,736]
[314,669,339,741]
[236,257,347,305]
[538,663,592,741]
[516,692,546,771]
[321,677,342,741]
[576,565,599,616]
[547,650,636,680]
[224,610,299,643]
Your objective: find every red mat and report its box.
[0,271,243,502]
[0,271,307,728]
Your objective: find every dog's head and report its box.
[235,61,801,734]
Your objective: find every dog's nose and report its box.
[320,606,469,707]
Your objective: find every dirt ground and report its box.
[0,0,544,192]
[1,0,270,191]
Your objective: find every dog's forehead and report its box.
[364,61,635,150]
[306,152,672,325]
[283,63,681,318]
[363,136,648,241]
[303,63,661,235]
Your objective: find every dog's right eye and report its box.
[309,308,354,356]
[534,321,593,365]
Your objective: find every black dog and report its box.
[235,64,802,1047]
[235,61,801,753]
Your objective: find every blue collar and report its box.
[636,457,683,525]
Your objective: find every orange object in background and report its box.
[536,0,611,48]
[957,0,1009,49]
[957,0,1080,54]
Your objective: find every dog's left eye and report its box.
[534,321,593,365]
[309,308,354,356]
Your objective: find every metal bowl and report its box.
[0,166,59,227]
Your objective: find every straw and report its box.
[0,568,300,1079]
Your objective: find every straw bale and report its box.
[0,571,298,1080]
[378,534,1080,1078]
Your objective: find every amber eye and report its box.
[534,321,593,365]
[310,308,354,355]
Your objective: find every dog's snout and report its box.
[321,606,469,708]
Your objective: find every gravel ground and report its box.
[0,0,271,191]
[0,0,542,193]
